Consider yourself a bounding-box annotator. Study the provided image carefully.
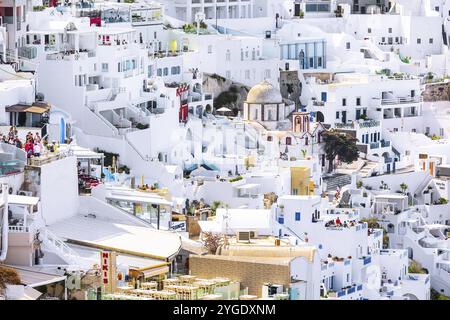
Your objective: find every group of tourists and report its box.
[0,126,59,159]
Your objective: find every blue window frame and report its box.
[321,92,327,102]
[295,212,301,221]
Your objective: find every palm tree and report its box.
[400,183,408,194]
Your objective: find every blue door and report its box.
[60,117,66,143]
[321,92,327,102]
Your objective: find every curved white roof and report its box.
[246,80,282,104]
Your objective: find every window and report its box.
[286,137,292,145]
[346,42,351,49]
[417,38,421,44]
[305,137,309,146]
[381,37,386,43]
[346,273,350,282]
[321,92,327,102]
[207,45,212,53]
[267,135,273,141]
[318,57,322,67]
[163,67,169,76]
[429,38,433,44]
[309,57,314,67]
[336,111,340,119]
[368,28,371,33]
[342,98,347,106]
[157,68,162,76]
[440,128,444,136]
[295,212,301,221]
[171,66,180,75]
[225,49,231,61]
[264,69,271,78]
[226,70,231,78]
[356,97,361,106]
[101,63,108,72]
[388,28,392,33]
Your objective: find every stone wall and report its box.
[422,82,450,102]
[189,255,290,296]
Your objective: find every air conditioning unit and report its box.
[236,231,251,242]
[17,190,33,197]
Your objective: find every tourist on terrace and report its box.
[336,217,342,226]
[14,138,22,149]
[25,139,34,158]
[34,141,41,157]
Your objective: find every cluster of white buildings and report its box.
[0,0,449,300]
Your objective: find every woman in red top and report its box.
[25,139,34,158]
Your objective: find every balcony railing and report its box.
[381,140,390,148]
[370,142,380,149]
[381,96,422,105]
[9,225,32,233]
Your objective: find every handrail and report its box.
[40,228,80,265]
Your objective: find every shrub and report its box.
[0,265,21,289]
[229,176,243,183]
[408,260,426,274]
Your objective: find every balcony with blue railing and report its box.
[369,142,380,149]
[359,255,372,266]
[336,284,363,298]
[380,140,390,148]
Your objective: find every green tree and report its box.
[400,183,408,194]
[321,130,359,173]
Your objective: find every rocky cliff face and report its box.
[422,81,450,102]
[203,73,250,115]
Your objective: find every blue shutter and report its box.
[295,212,301,221]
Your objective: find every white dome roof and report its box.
[246,80,282,104]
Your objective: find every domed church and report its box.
[243,80,288,124]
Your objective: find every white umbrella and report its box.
[216,107,232,113]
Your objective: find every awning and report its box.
[235,183,259,190]
[8,194,40,206]
[22,287,43,300]
[141,265,170,279]
[5,102,51,114]
[106,193,172,206]
[10,266,66,288]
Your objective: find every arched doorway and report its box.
[316,111,324,123]
[60,117,66,143]
[403,293,419,300]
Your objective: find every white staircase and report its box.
[359,161,379,177]
[40,228,81,266]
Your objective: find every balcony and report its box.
[381,96,422,105]
[336,284,363,298]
